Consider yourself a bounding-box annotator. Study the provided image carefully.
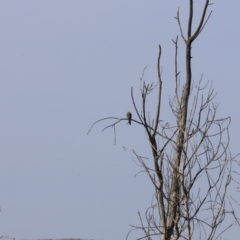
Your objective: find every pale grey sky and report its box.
[0,1,240,240]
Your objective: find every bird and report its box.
[126,111,132,125]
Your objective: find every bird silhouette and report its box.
[126,112,132,125]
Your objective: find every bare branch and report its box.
[152,45,163,137]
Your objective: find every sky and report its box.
[0,1,240,240]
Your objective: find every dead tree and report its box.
[88,1,240,239]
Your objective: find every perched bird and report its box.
[126,111,132,125]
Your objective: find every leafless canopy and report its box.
[88,1,240,240]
